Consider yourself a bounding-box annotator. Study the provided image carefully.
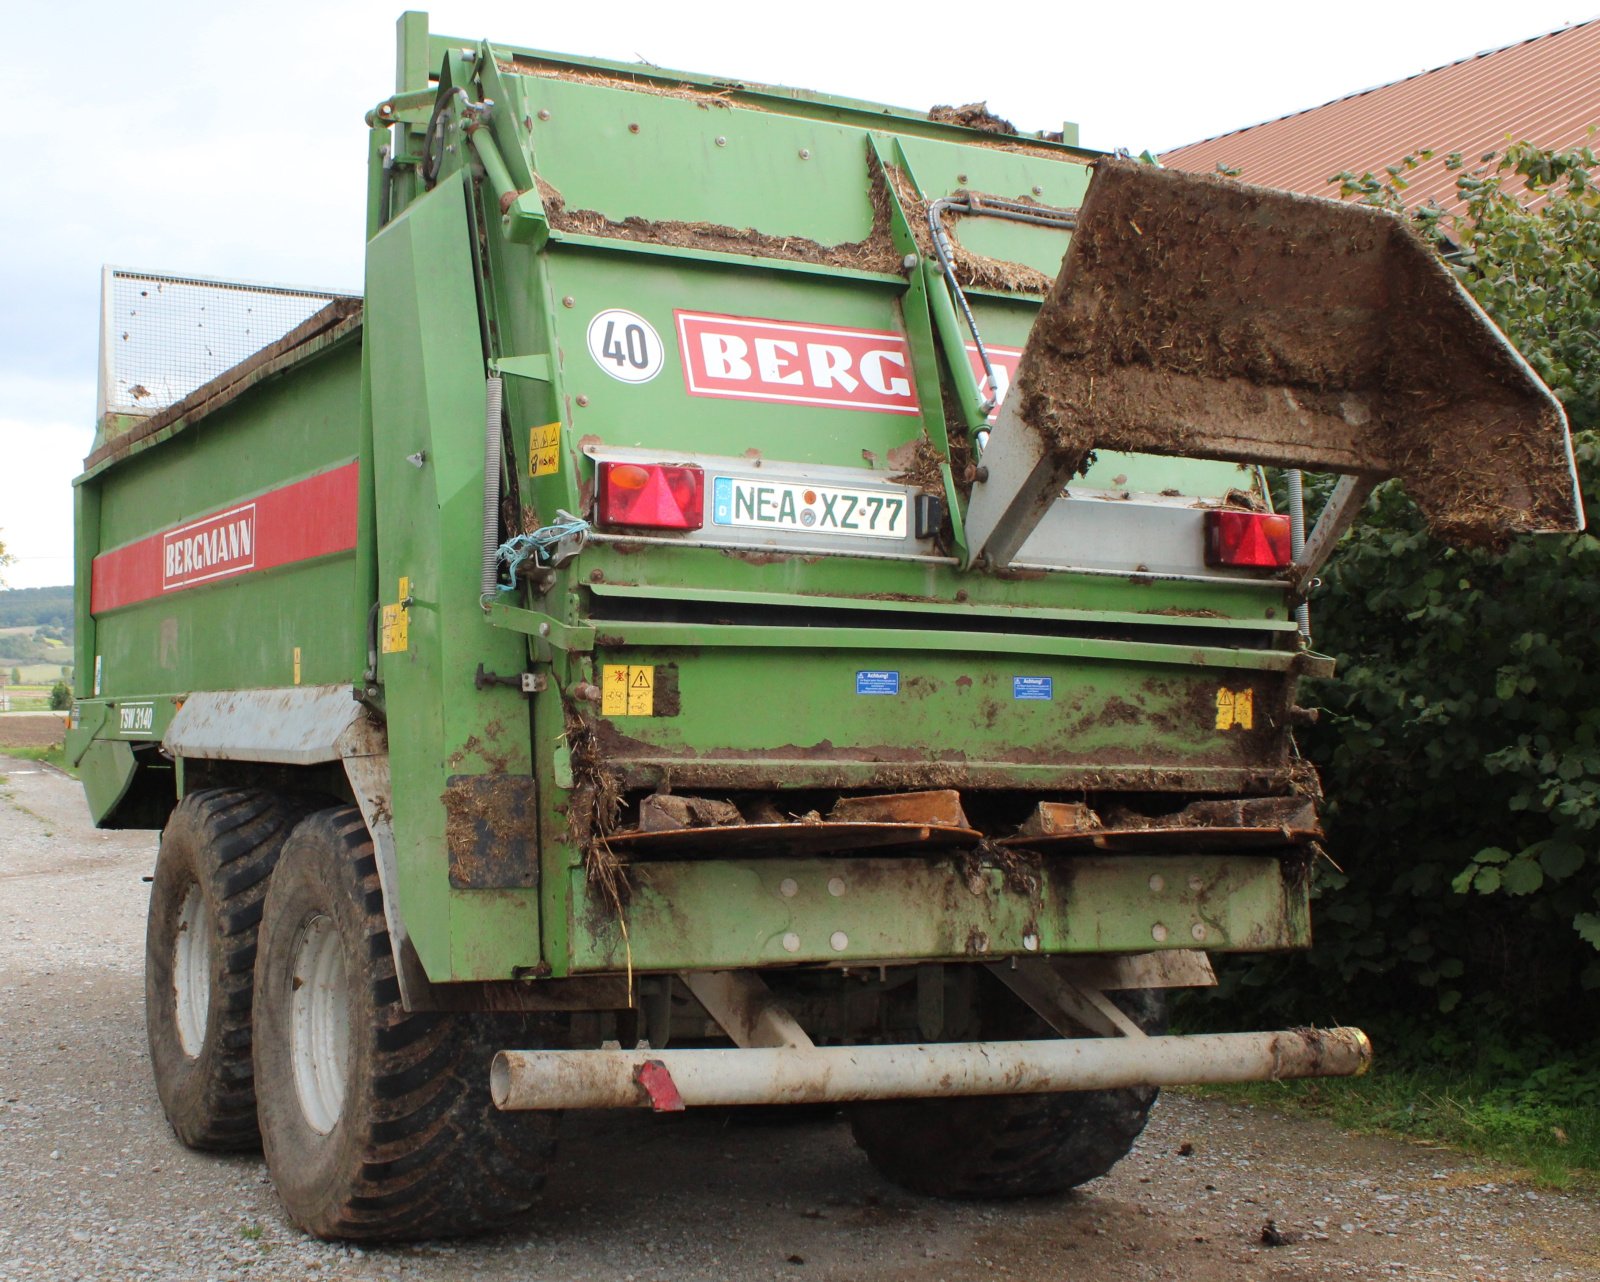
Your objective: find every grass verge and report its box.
[1194,1058,1600,1190]
[1,744,72,773]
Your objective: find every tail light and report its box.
[597,462,705,531]
[1204,509,1293,568]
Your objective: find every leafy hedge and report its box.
[1222,143,1600,1040]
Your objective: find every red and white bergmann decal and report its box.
[675,311,920,415]
[963,342,1024,424]
[163,504,256,590]
[90,461,359,615]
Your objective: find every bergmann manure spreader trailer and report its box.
[69,12,1582,1239]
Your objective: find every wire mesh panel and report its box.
[99,268,358,420]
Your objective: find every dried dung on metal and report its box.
[887,167,1053,293]
[928,102,1019,136]
[540,167,901,275]
[1009,159,1581,544]
[887,435,947,496]
[498,60,735,111]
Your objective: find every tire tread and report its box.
[146,788,320,1150]
[256,807,556,1241]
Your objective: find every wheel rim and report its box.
[173,883,211,1058]
[290,912,350,1134]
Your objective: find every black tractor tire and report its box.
[847,986,1166,1199]
[252,806,556,1241]
[145,788,320,1150]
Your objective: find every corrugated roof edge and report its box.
[1167,17,1600,154]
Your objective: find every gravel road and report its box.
[3,754,1598,1281]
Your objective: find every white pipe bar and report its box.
[491,1027,1371,1111]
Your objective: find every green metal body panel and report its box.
[566,854,1309,973]
[365,170,543,980]
[75,737,140,825]
[77,336,364,698]
[73,12,1323,991]
[581,644,1290,793]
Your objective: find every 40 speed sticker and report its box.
[587,309,665,384]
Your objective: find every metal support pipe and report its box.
[480,376,504,601]
[491,1026,1371,1111]
[467,123,517,211]
[1286,469,1311,639]
[1289,475,1377,600]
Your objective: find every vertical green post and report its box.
[396,11,431,93]
[72,479,99,699]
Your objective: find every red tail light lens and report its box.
[1204,510,1293,568]
[597,461,705,531]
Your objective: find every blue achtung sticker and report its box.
[856,670,900,696]
[1013,676,1053,701]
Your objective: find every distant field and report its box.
[14,664,70,683]
[0,622,73,672]
[0,714,67,748]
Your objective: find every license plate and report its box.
[710,476,909,540]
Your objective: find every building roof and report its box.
[1162,19,1600,211]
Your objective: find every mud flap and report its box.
[444,773,538,889]
[965,159,1584,567]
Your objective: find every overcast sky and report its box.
[2,0,1593,589]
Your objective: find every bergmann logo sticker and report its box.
[856,670,900,696]
[162,504,256,592]
[1013,676,1053,701]
[677,311,919,414]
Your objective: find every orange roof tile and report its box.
[1162,19,1600,211]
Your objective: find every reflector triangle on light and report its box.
[628,469,690,527]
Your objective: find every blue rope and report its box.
[497,515,590,583]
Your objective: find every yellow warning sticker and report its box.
[529,422,561,477]
[627,666,654,716]
[1215,687,1253,731]
[601,665,629,716]
[381,577,410,654]
[293,646,302,686]
[601,664,655,716]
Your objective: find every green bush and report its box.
[47,681,71,711]
[1216,142,1600,1042]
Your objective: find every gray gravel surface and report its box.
[3,754,1599,1281]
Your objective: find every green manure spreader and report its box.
[69,11,1582,1240]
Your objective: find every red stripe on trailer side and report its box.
[90,461,360,614]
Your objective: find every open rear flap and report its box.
[965,160,1584,566]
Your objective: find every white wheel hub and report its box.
[290,912,351,1134]
[173,883,211,1058]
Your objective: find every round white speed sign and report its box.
[586,309,665,384]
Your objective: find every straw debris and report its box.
[563,706,629,910]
